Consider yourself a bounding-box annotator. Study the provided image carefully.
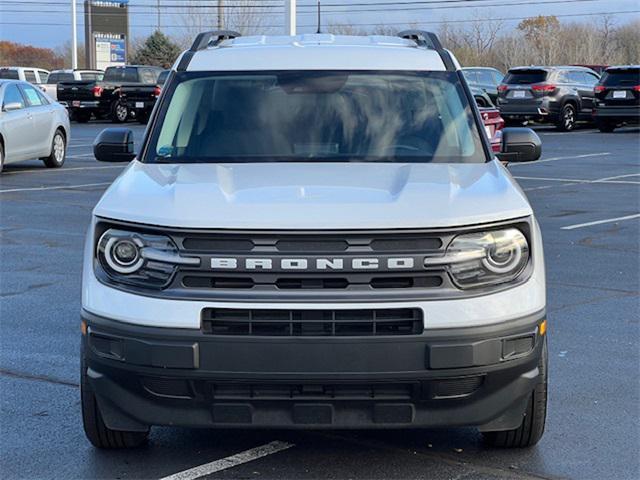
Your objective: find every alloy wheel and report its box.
[53,133,65,164]
[563,106,575,130]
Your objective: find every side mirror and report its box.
[93,128,136,162]
[496,127,542,163]
[3,102,23,112]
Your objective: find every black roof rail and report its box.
[189,30,242,52]
[398,30,443,50]
[177,30,242,71]
[397,30,455,72]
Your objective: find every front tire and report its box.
[0,142,4,173]
[483,338,548,448]
[42,130,66,168]
[81,345,149,449]
[556,104,576,131]
[111,100,129,123]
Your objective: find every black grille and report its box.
[180,234,443,253]
[202,308,423,337]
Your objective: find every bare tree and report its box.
[177,0,280,45]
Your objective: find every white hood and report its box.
[93,160,532,229]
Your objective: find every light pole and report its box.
[71,0,78,69]
[217,0,224,30]
[285,0,296,36]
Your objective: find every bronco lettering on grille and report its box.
[210,257,415,271]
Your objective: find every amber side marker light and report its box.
[81,320,87,336]
[539,320,547,336]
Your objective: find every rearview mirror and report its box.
[93,128,136,162]
[3,102,23,112]
[496,128,542,163]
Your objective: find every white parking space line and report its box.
[67,143,95,148]
[514,175,640,185]
[592,173,640,182]
[538,130,598,136]
[561,214,640,230]
[1,165,123,176]
[509,152,611,166]
[0,182,111,194]
[159,441,295,480]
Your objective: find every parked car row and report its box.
[464,64,639,133]
[1,65,170,124]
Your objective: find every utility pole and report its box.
[71,0,78,69]
[285,0,296,36]
[217,0,224,30]
[157,0,161,30]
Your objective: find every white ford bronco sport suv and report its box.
[83,31,547,449]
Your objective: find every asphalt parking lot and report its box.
[1,122,639,480]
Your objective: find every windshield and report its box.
[145,71,486,164]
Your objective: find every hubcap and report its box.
[53,134,65,163]
[564,108,575,128]
[117,104,127,121]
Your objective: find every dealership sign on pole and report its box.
[84,0,129,70]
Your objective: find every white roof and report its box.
[186,34,448,72]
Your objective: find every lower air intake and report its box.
[202,308,423,337]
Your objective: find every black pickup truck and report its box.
[57,65,163,123]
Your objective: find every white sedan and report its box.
[0,79,70,173]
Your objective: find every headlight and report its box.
[426,228,529,289]
[97,229,199,288]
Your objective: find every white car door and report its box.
[20,84,54,157]
[1,83,33,163]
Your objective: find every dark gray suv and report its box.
[497,66,600,131]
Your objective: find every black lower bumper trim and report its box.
[82,309,546,430]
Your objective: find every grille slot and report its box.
[432,376,484,399]
[181,274,444,290]
[202,308,423,337]
[211,382,416,400]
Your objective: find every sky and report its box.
[1,0,639,49]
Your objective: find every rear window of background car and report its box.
[49,73,75,83]
[504,70,548,84]
[80,72,104,81]
[0,69,20,80]
[601,68,640,86]
[104,67,139,83]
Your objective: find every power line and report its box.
[1,8,638,27]
[0,0,611,9]
[0,0,619,16]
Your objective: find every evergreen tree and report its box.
[129,31,181,68]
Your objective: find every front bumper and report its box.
[83,309,546,431]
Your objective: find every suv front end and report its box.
[81,31,547,450]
